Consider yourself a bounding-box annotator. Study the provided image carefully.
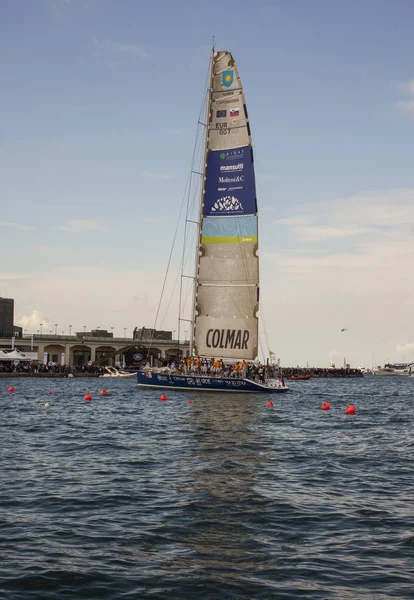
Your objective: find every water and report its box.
[0,376,413,599]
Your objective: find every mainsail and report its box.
[193,51,259,360]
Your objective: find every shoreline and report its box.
[0,373,102,378]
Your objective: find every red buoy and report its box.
[321,402,331,410]
[7,386,14,393]
[160,394,167,401]
[99,390,108,396]
[48,391,54,395]
[84,393,92,401]
[188,400,194,404]
[345,405,356,414]
[266,401,274,407]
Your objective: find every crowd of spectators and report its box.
[0,362,105,376]
[282,367,363,378]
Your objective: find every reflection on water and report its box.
[172,395,277,578]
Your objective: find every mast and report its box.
[188,50,214,356]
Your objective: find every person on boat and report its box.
[232,362,241,378]
[213,359,221,375]
[195,356,201,374]
[258,365,265,383]
[241,360,248,379]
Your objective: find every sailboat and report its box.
[137,50,288,394]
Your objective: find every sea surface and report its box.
[0,376,413,599]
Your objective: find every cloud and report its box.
[19,310,51,331]
[50,0,71,14]
[140,171,177,180]
[273,189,414,242]
[259,187,414,366]
[395,80,414,117]
[0,274,32,281]
[57,219,108,232]
[12,266,176,337]
[0,221,35,231]
[396,343,414,354]
[395,100,414,116]
[91,38,147,60]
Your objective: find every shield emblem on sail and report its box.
[222,70,234,88]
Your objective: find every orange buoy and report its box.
[99,390,108,396]
[160,394,168,401]
[321,402,331,410]
[266,401,274,407]
[84,393,92,401]
[345,405,356,414]
[7,386,14,392]
[188,400,194,404]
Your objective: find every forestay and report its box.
[193,50,259,360]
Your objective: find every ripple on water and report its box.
[0,376,413,599]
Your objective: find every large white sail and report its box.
[193,51,259,360]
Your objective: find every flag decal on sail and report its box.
[216,110,227,118]
[230,108,239,117]
[222,70,234,88]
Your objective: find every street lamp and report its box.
[55,324,58,335]
[40,323,43,335]
[69,324,72,336]
[124,328,127,338]
[62,330,65,336]
[110,327,114,336]
[83,325,86,333]
[173,329,176,340]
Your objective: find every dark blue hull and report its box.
[137,370,288,393]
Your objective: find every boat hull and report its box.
[137,371,288,393]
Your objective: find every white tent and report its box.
[0,349,32,362]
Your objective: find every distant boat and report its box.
[372,363,413,376]
[100,367,136,379]
[287,373,312,381]
[137,49,288,394]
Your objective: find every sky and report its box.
[1,0,414,367]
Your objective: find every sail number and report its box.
[215,122,238,135]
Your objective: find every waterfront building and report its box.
[0,328,189,367]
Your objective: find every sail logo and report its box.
[220,149,244,161]
[219,162,243,172]
[216,109,227,118]
[211,195,244,212]
[230,108,239,117]
[206,329,250,350]
[218,176,244,183]
[222,70,234,88]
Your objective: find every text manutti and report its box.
[220,163,243,172]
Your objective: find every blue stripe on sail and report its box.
[202,215,257,239]
[203,146,257,216]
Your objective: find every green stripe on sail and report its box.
[202,235,257,244]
